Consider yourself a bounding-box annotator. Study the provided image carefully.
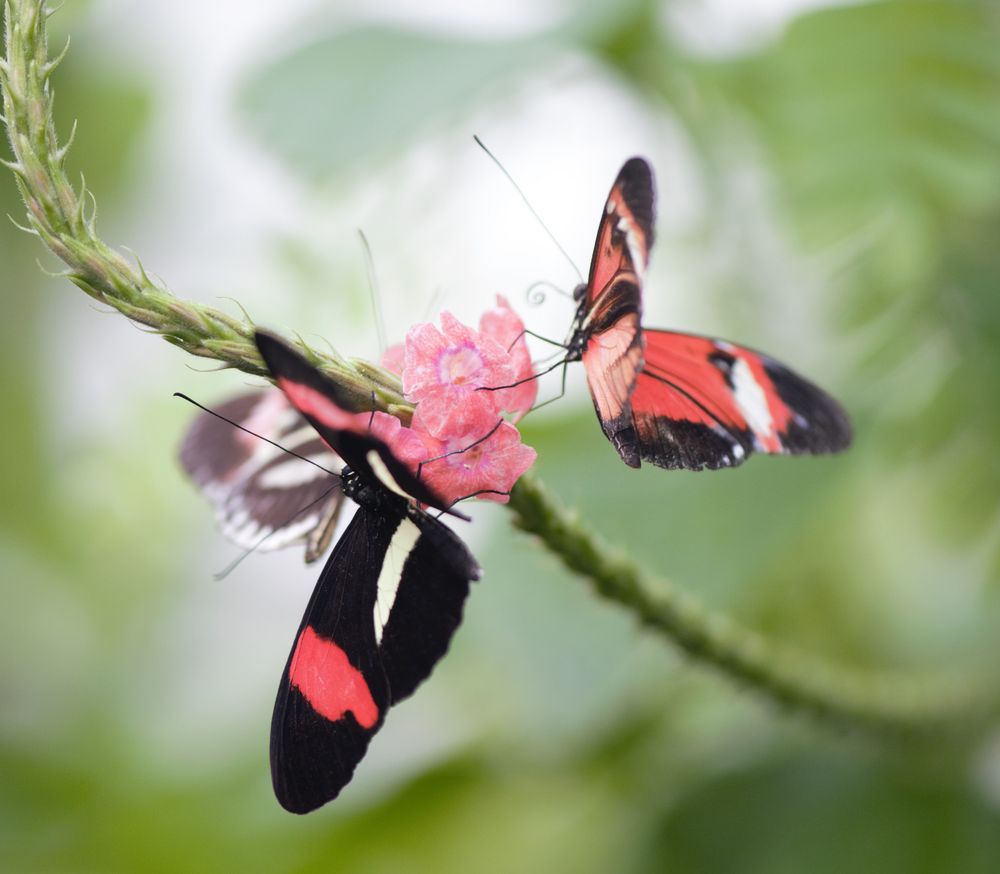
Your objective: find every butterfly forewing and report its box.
[584,157,656,307]
[269,493,479,814]
[270,507,395,814]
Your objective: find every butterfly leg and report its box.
[416,419,505,482]
[434,488,511,517]
[525,359,570,414]
[477,355,568,393]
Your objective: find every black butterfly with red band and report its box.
[182,332,479,814]
[251,331,480,814]
[568,157,852,470]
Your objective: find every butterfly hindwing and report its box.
[376,508,479,703]
[580,280,645,468]
[632,330,852,470]
[179,390,344,561]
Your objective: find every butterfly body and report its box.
[571,158,852,471]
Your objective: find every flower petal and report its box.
[479,295,538,418]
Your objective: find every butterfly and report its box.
[179,389,345,563]
[565,157,852,470]
[253,330,480,814]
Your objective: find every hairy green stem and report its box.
[2,0,992,736]
[0,0,406,413]
[509,474,990,733]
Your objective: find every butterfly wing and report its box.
[581,156,655,308]
[376,508,480,703]
[270,504,479,814]
[577,158,656,467]
[630,329,853,470]
[270,506,395,814]
[179,390,344,561]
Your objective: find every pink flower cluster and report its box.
[377,296,538,505]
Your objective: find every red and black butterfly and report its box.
[249,331,479,814]
[565,157,852,470]
[179,389,345,563]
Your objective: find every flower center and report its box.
[438,344,484,387]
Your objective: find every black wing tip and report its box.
[613,435,642,469]
[271,771,348,814]
[619,156,653,183]
[763,359,855,456]
[272,786,334,816]
[254,329,297,371]
[616,157,656,246]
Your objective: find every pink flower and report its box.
[359,302,538,507]
[478,295,537,419]
[363,410,428,470]
[411,407,537,505]
[380,343,406,376]
[403,312,514,438]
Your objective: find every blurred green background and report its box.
[3,0,1000,871]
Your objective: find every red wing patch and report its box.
[288,626,379,729]
[257,332,457,515]
[277,378,359,442]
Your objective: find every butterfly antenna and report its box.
[173,392,340,478]
[526,279,574,304]
[473,135,584,284]
[358,229,388,355]
[423,286,446,320]
[212,483,342,581]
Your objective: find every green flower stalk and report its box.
[2,0,994,737]
[0,0,407,413]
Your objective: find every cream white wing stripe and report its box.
[365,450,412,500]
[373,518,421,644]
[729,356,776,444]
[258,454,338,488]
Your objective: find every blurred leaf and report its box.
[693,2,1000,251]
[238,26,550,181]
[649,751,1000,874]
[292,755,627,874]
